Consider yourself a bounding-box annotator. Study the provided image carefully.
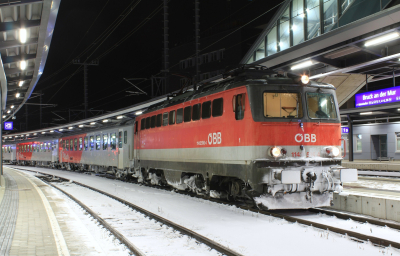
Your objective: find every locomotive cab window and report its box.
[306,92,337,119]
[263,92,303,118]
[103,134,108,150]
[192,104,201,121]
[233,94,246,120]
[184,106,191,122]
[163,112,168,126]
[169,110,175,125]
[96,135,101,150]
[212,98,223,117]
[110,133,116,150]
[176,109,183,124]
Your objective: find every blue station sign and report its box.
[4,121,13,131]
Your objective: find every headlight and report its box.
[331,146,340,157]
[301,75,309,84]
[270,147,282,157]
[326,146,340,157]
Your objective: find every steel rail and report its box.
[40,177,146,256]
[14,167,243,256]
[13,166,400,250]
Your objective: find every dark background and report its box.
[16,0,280,131]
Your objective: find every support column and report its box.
[0,95,3,186]
[25,104,28,130]
[347,114,354,162]
[39,92,42,128]
[194,0,200,87]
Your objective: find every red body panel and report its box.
[17,142,33,161]
[135,87,341,151]
[59,134,86,163]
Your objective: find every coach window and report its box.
[263,92,303,118]
[233,94,245,120]
[84,137,88,150]
[90,136,94,150]
[73,138,77,151]
[169,110,175,125]
[156,114,162,127]
[119,132,123,148]
[66,140,69,151]
[69,140,73,151]
[212,98,223,117]
[62,141,65,150]
[79,138,83,151]
[146,117,151,129]
[124,131,127,144]
[103,134,108,150]
[192,104,201,121]
[110,133,116,150]
[151,115,156,128]
[202,101,211,119]
[176,108,183,124]
[184,106,192,122]
[96,135,101,150]
[141,119,145,130]
[163,112,168,126]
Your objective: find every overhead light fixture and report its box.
[68,127,73,130]
[365,32,400,47]
[41,132,45,134]
[50,130,54,133]
[79,124,84,128]
[25,134,29,136]
[2,115,5,118]
[360,112,373,115]
[10,105,14,109]
[19,28,27,43]
[90,122,96,125]
[135,111,143,115]
[33,133,37,135]
[16,92,20,98]
[103,119,109,123]
[15,135,18,138]
[59,129,64,131]
[19,81,23,87]
[291,60,314,70]
[116,115,124,119]
[12,116,16,120]
[20,60,26,70]
[7,110,10,114]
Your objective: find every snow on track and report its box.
[13,166,400,256]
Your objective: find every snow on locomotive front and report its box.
[246,75,357,209]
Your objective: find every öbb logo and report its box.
[295,133,316,143]
[208,132,221,145]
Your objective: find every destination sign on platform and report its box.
[355,86,400,107]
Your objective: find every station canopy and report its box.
[0,0,60,120]
[242,0,400,107]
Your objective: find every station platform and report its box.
[0,166,107,256]
[342,160,400,172]
[331,176,400,222]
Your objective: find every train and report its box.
[2,68,358,209]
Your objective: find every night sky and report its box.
[14,0,279,132]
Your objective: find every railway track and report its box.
[12,167,243,256]
[12,166,400,251]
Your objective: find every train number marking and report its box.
[294,133,316,143]
[208,132,221,145]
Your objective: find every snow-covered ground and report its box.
[275,210,400,242]
[345,177,400,192]
[50,180,221,256]
[10,166,400,256]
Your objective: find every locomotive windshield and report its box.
[263,92,303,118]
[306,92,337,119]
